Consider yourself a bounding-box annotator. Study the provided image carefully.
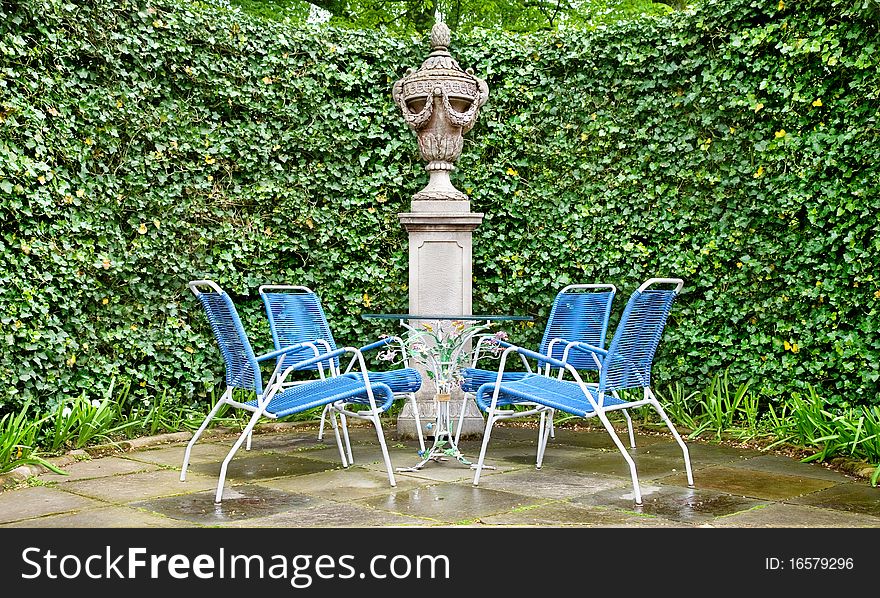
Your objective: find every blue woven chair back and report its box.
[539,288,614,370]
[600,288,677,393]
[194,290,262,395]
[260,289,339,372]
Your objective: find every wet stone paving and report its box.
[1,422,878,528]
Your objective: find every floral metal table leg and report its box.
[396,393,494,472]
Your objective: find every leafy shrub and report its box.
[0,0,877,419]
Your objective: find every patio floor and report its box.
[2,421,878,529]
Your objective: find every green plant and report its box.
[44,377,142,450]
[0,402,64,475]
[763,386,880,486]
[45,398,80,453]
[653,382,700,431]
[682,371,759,439]
[140,390,210,435]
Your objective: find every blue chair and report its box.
[471,278,693,505]
[181,280,400,502]
[259,285,425,461]
[461,284,618,447]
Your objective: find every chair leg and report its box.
[621,408,636,449]
[410,393,426,453]
[472,412,497,486]
[536,411,546,467]
[215,407,264,503]
[181,389,229,481]
[245,430,253,451]
[548,408,556,439]
[648,395,694,487]
[340,411,354,465]
[371,411,396,487]
[317,404,330,441]
[328,410,349,468]
[454,394,468,447]
[597,410,643,505]
[536,410,553,469]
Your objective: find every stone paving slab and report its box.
[288,443,415,468]
[468,442,600,467]
[39,455,160,483]
[186,452,345,482]
[131,484,318,525]
[729,454,856,483]
[219,498,438,528]
[357,483,545,524]
[711,503,880,528]
[258,468,431,501]
[466,468,629,500]
[478,425,541,444]
[62,468,218,503]
[789,482,880,518]
[452,441,547,465]
[297,441,526,483]
[3,505,203,528]
[547,426,667,450]
[477,500,690,527]
[390,464,505,484]
[243,432,327,453]
[571,483,769,525]
[662,465,839,501]
[0,486,107,524]
[534,447,691,481]
[124,442,238,468]
[636,438,762,465]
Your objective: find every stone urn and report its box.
[392,22,489,201]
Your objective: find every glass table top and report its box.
[362,313,533,321]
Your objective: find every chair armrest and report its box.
[277,346,385,409]
[479,344,594,411]
[560,342,607,374]
[568,342,608,358]
[255,343,313,363]
[278,347,348,372]
[358,337,395,353]
[512,345,571,369]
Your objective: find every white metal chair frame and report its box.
[472,278,694,505]
[464,284,623,449]
[181,280,398,503]
[258,285,425,458]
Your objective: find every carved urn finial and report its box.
[430,22,451,49]
[392,22,489,201]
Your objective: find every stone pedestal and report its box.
[390,22,489,441]
[395,202,485,439]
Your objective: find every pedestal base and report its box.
[397,397,486,440]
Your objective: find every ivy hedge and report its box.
[1,0,878,415]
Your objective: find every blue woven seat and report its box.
[246,377,395,418]
[344,369,422,395]
[474,375,627,415]
[181,280,400,503]
[259,285,425,454]
[472,278,695,506]
[462,368,532,392]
